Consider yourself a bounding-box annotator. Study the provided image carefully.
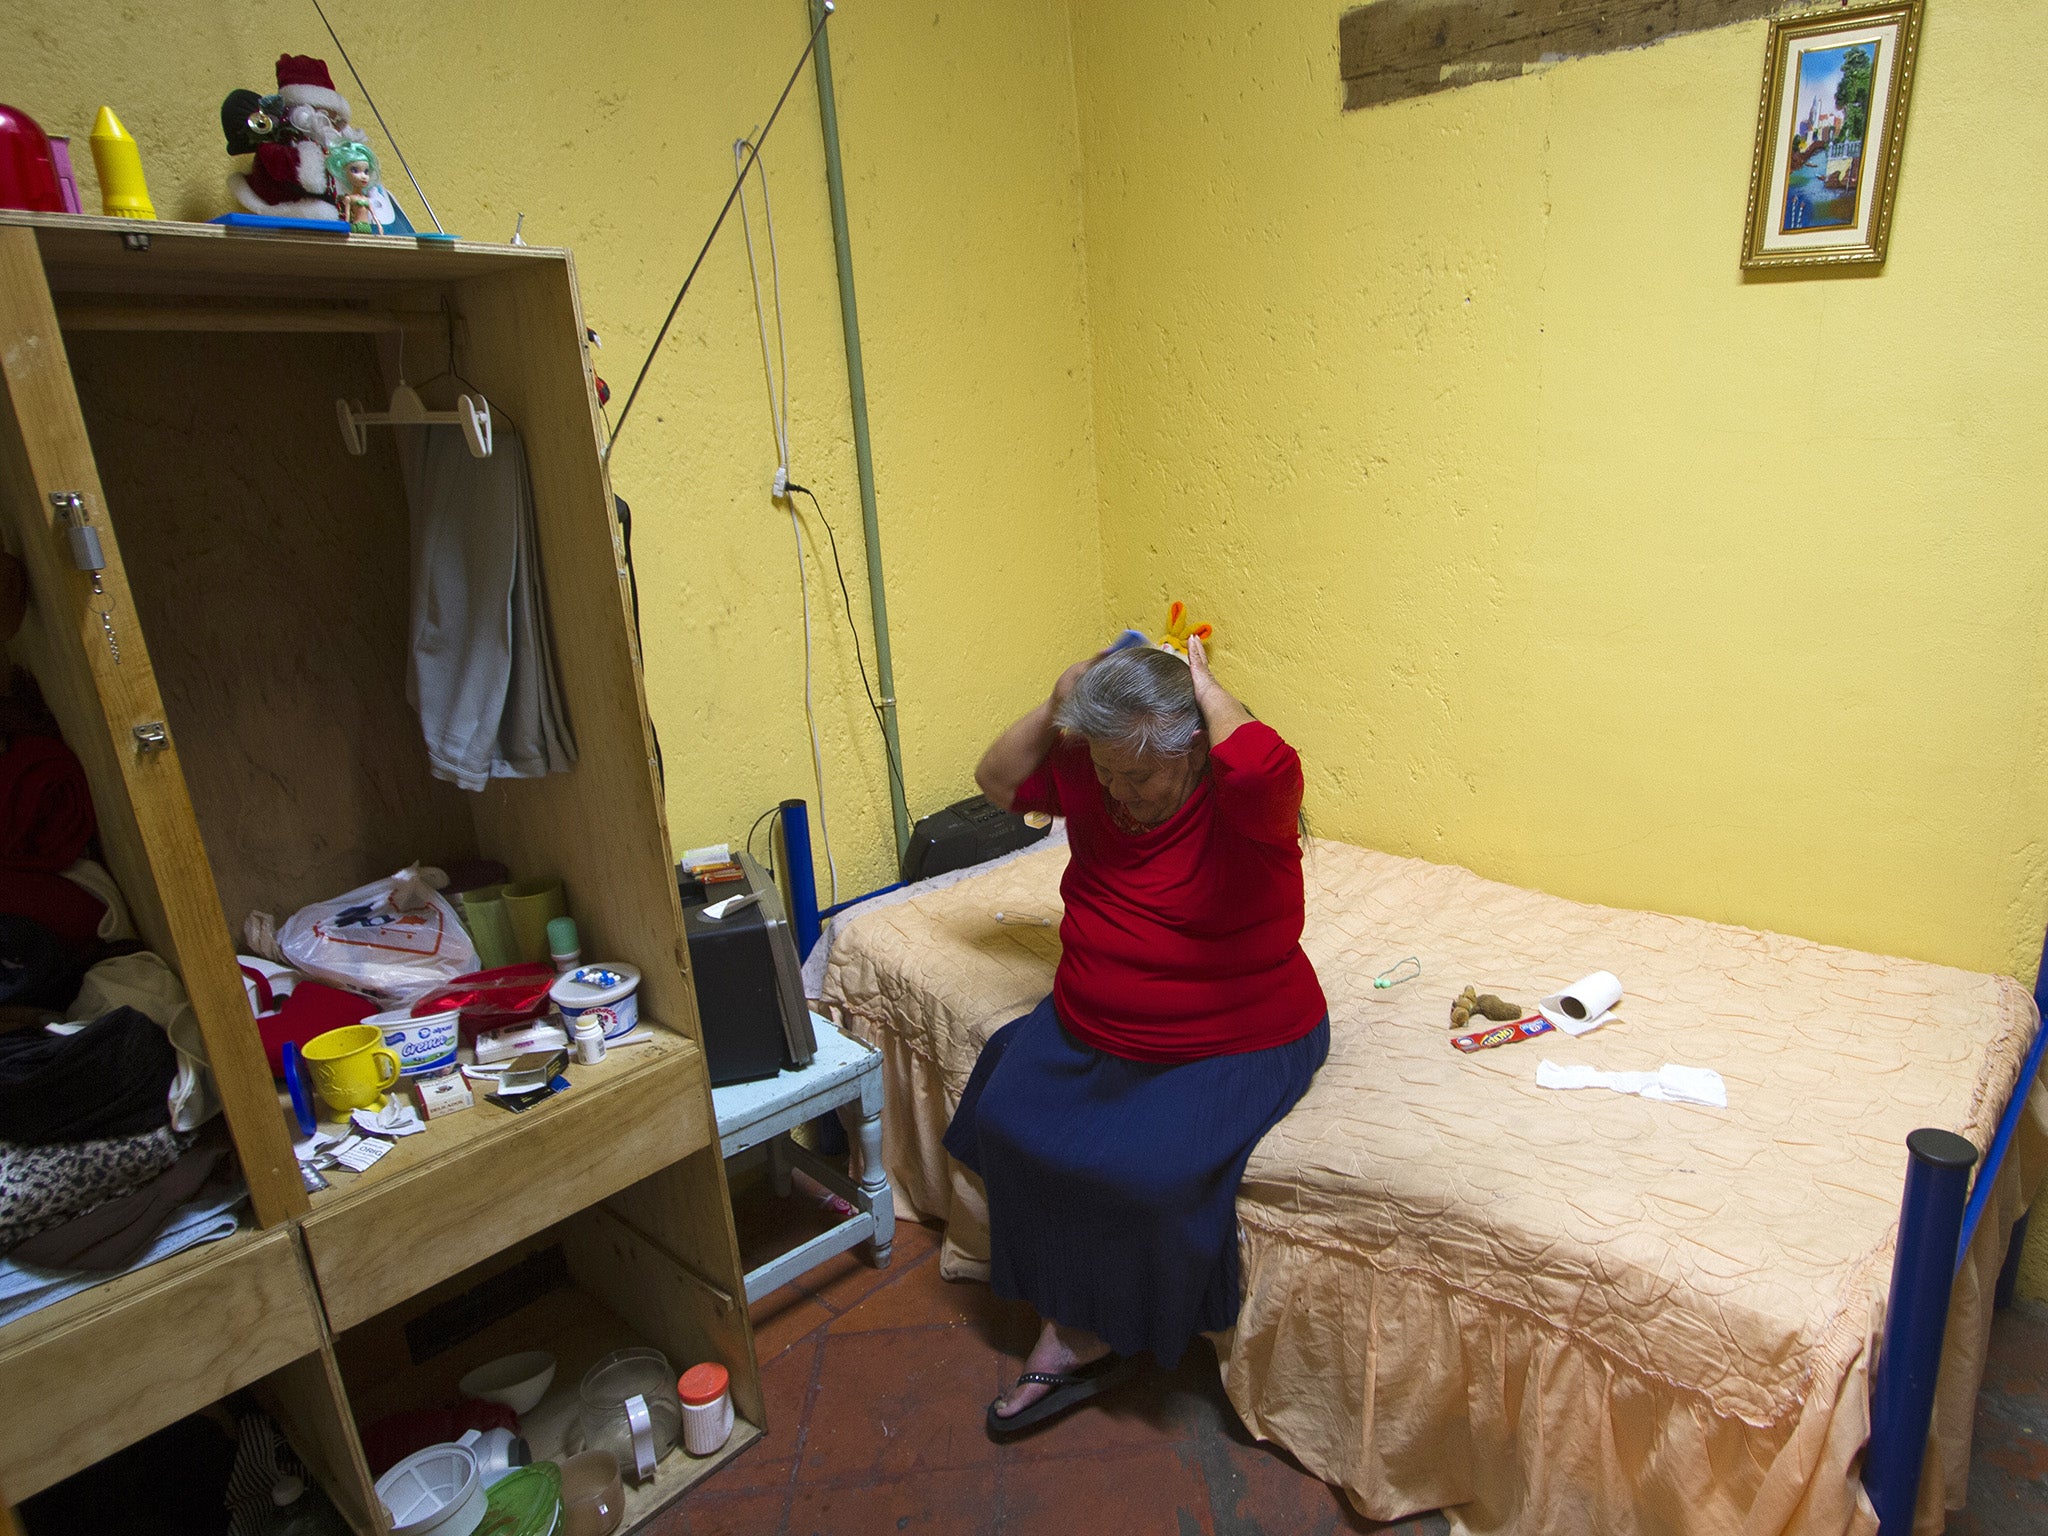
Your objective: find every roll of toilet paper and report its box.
[1537,971,1623,1037]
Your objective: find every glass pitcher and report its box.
[577,1348,680,1483]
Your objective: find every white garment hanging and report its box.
[395,411,575,790]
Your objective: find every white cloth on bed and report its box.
[1536,1058,1728,1106]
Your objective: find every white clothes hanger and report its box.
[337,381,493,458]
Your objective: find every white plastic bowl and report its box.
[459,1350,558,1415]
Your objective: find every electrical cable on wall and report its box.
[783,508,839,906]
[737,135,793,488]
[787,482,907,802]
[745,803,781,877]
[736,136,839,906]
[735,135,905,890]
[606,2,834,460]
[307,0,445,234]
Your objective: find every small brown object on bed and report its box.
[1451,986,1522,1027]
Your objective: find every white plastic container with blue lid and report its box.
[550,964,641,1041]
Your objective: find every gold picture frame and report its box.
[1741,0,1924,271]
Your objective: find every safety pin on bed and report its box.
[1373,956,1422,989]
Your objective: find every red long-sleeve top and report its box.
[1012,720,1327,1063]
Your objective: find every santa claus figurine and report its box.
[223,54,405,228]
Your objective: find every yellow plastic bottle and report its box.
[89,106,155,220]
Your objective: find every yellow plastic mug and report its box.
[302,1023,402,1115]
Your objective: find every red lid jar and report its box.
[677,1362,729,1407]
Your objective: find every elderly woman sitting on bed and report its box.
[947,636,1328,1437]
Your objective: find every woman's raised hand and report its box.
[1187,634,1232,705]
[1187,634,1254,746]
[1052,646,1113,709]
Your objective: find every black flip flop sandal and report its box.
[985,1353,1137,1441]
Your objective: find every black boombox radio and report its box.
[678,852,816,1086]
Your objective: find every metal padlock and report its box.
[50,491,122,665]
[67,521,105,574]
[49,491,105,573]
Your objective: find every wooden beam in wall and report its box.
[1339,0,1802,111]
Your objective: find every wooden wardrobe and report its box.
[0,212,761,1532]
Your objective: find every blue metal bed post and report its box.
[1955,1017,2048,1273]
[779,799,823,960]
[1863,924,2047,1529]
[1865,1127,1977,1535]
[1989,930,2048,1309]
[1953,927,2048,1273]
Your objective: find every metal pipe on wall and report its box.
[808,0,912,860]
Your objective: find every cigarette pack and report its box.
[410,1075,474,1119]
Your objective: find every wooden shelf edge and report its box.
[0,210,572,268]
[619,1418,762,1532]
[303,1031,706,1220]
[0,1220,268,1359]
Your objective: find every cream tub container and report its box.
[367,1004,463,1079]
[550,964,641,1041]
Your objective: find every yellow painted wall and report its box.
[12,0,2046,1295]
[7,0,1103,902]
[1065,1,2048,1290]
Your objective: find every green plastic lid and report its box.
[476,1462,562,1536]
[547,916,579,955]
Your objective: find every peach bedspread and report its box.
[816,839,2045,1535]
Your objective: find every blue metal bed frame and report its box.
[1862,928,2047,1532]
[780,797,2045,1531]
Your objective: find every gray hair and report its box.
[1054,647,1203,756]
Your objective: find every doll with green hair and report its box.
[325,141,382,232]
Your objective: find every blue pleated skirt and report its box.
[942,995,1329,1367]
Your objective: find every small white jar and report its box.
[571,1016,607,1066]
[677,1363,733,1456]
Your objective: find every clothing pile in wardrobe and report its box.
[398,414,577,791]
[0,676,244,1327]
[0,960,246,1326]
[0,669,128,1000]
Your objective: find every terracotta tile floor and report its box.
[1952,1298,2048,1536]
[652,1178,2048,1536]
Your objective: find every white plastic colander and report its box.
[374,1429,488,1536]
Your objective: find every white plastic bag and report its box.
[279,866,480,1007]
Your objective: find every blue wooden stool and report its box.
[712,1013,896,1303]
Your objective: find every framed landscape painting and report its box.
[1741,1,1925,271]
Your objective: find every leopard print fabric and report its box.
[0,1126,190,1253]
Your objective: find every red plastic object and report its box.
[360,1401,521,1478]
[0,872,105,950]
[678,1362,729,1407]
[0,105,65,213]
[257,980,377,1077]
[411,962,557,1042]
